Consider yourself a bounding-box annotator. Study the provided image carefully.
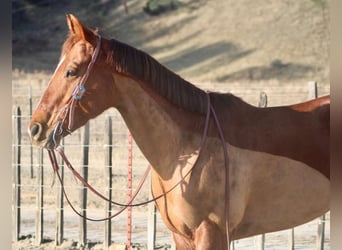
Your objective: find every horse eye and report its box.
[65,69,77,78]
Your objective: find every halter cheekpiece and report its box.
[51,35,102,145]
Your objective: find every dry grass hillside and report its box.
[13,0,330,87]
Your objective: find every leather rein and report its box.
[47,35,231,247]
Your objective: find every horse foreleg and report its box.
[194,219,227,250]
[172,220,227,250]
[173,232,195,250]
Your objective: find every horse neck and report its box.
[112,73,202,177]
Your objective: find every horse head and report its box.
[28,14,115,149]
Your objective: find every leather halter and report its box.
[47,34,231,248]
[51,35,102,146]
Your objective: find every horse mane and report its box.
[106,39,209,114]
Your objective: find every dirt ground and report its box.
[12,0,330,249]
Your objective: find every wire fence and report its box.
[12,74,330,249]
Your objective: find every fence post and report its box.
[316,214,326,250]
[308,81,318,99]
[258,91,267,108]
[79,122,90,247]
[309,80,326,250]
[255,91,267,250]
[104,117,113,249]
[127,131,133,250]
[288,228,295,250]
[12,107,21,242]
[55,140,64,246]
[29,85,34,178]
[284,84,297,250]
[35,148,44,245]
[147,171,156,250]
[256,234,265,250]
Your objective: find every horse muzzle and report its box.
[28,121,62,149]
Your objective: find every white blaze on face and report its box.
[44,54,66,89]
[28,54,68,137]
[52,54,66,78]
[33,54,66,112]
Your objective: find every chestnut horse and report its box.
[29,14,329,249]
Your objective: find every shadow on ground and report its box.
[12,0,319,84]
[218,60,316,82]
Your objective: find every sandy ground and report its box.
[12,0,330,249]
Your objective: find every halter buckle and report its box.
[73,85,86,100]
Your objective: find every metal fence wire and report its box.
[12,76,330,249]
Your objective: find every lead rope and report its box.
[47,92,212,221]
[48,149,151,221]
[210,103,230,249]
[48,92,230,246]
[46,35,231,243]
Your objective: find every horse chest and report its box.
[153,187,221,239]
[150,157,227,236]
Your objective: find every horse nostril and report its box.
[30,122,43,139]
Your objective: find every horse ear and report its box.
[66,14,97,45]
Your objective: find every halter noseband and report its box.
[52,35,102,147]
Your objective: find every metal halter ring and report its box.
[72,85,86,100]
